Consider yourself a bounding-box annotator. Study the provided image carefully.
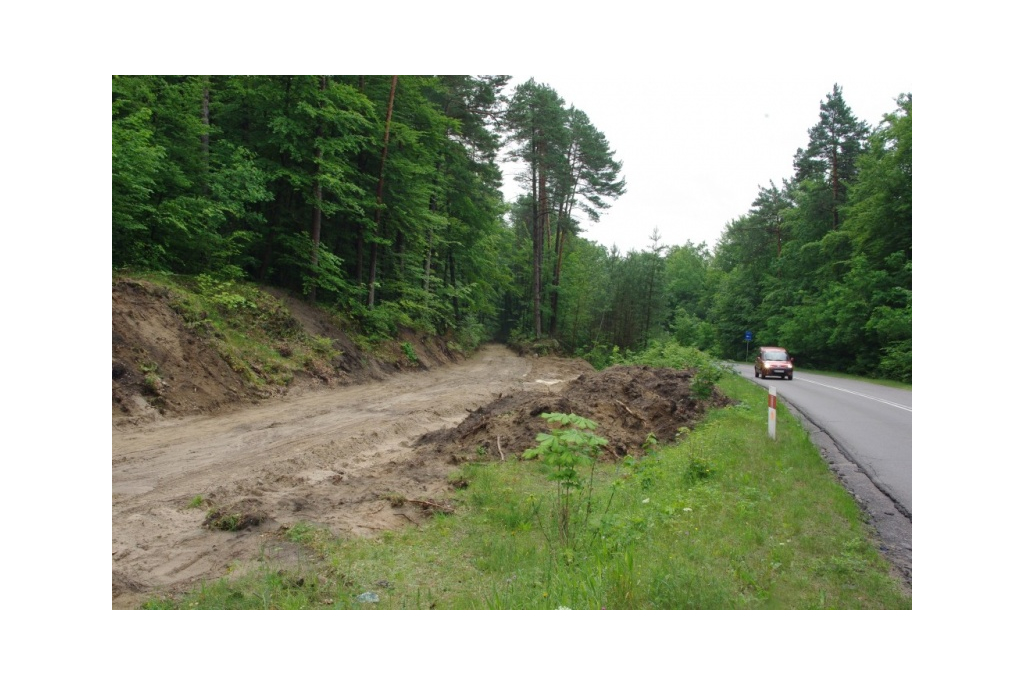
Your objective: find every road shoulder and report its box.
[785,400,912,594]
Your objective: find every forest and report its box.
[112,76,911,382]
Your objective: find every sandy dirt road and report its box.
[112,344,591,608]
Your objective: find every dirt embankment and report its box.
[112,279,467,427]
[111,282,730,609]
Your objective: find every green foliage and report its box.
[357,301,416,341]
[195,274,257,312]
[522,413,609,547]
[878,338,912,384]
[112,98,164,268]
[276,232,356,305]
[452,319,487,353]
[401,342,419,364]
[684,455,715,483]
[112,76,270,276]
[142,371,162,395]
[580,342,626,371]
[620,341,724,400]
[642,433,659,455]
[112,75,516,344]
[113,75,910,384]
[671,308,717,351]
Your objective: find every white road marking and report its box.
[795,377,912,412]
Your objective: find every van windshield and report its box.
[762,351,788,361]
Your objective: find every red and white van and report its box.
[754,347,794,380]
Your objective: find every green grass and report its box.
[141,368,910,610]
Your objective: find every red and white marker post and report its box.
[768,386,777,440]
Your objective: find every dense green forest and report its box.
[112,76,911,381]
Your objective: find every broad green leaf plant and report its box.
[522,412,609,548]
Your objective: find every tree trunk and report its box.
[368,75,399,310]
[532,151,543,340]
[830,145,841,231]
[549,140,582,337]
[309,76,327,304]
[423,159,443,293]
[356,231,364,284]
[310,173,322,304]
[200,77,210,195]
[548,225,566,336]
[449,249,460,324]
[259,186,289,282]
[531,129,553,340]
[423,234,433,292]
[548,213,574,336]
[396,228,405,281]
[367,242,378,308]
[258,227,274,282]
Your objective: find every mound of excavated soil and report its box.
[417,365,734,462]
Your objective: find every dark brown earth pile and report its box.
[417,364,734,462]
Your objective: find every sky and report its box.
[499,73,911,254]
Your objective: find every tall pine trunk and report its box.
[830,146,841,231]
[531,143,543,340]
[548,139,582,337]
[368,75,399,309]
[548,225,567,336]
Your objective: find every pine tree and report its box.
[793,84,870,232]
[504,80,569,339]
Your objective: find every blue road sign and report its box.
[745,330,752,341]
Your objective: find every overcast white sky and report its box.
[499,73,911,254]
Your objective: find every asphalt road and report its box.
[730,360,913,585]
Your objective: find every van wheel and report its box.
[754,368,759,378]
[786,374,793,380]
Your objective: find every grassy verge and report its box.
[142,369,910,610]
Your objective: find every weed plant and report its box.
[143,360,910,610]
[521,412,609,549]
[401,342,419,365]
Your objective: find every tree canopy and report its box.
[113,77,910,381]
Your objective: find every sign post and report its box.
[745,330,752,361]
[768,386,777,440]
